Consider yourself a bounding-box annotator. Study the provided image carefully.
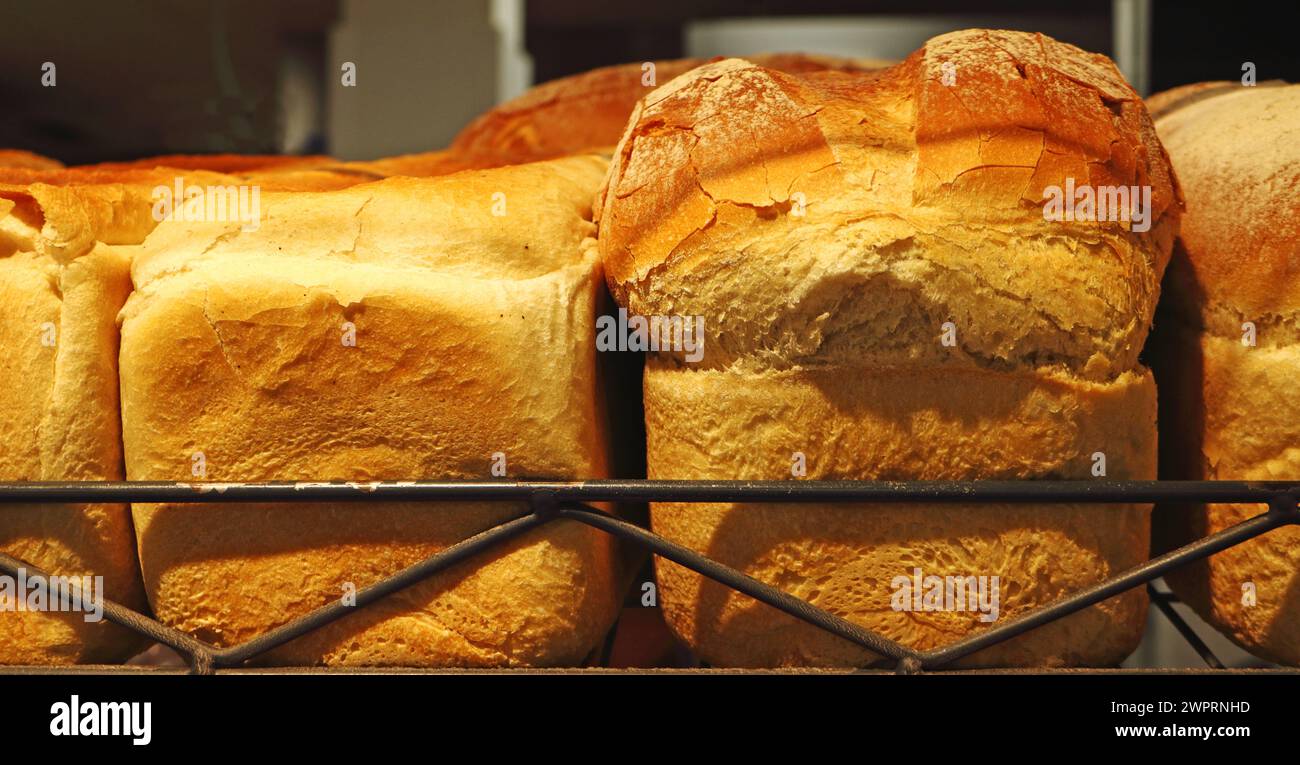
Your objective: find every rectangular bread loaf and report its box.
[117,155,624,666]
[0,180,154,664]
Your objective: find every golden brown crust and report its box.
[324,150,473,178]
[118,156,624,666]
[1152,83,1300,324]
[450,53,890,168]
[1145,81,1237,120]
[0,243,147,664]
[1150,325,1300,664]
[0,165,272,663]
[597,30,1179,382]
[596,30,1172,667]
[81,154,333,174]
[1149,83,1300,662]
[0,149,63,171]
[645,362,1155,667]
[242,151,474,189]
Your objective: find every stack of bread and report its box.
[596,29,1180,666]
[4,31,1237,669]
[1147,81,1300,665]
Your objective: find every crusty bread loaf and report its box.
[1147,82,1300,665]
[0,149,63,171]
[82,154,333,174]
[450,53,890,168]
[0,153,544,663]
[242,151,474,190]
[597,29,1180,666]
[1144,81,1237,121]
[117,155,624,666]
[647,362,1156,666]
[0,175,171,663]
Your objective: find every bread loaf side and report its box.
[1149,82,1300,665]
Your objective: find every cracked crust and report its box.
[450,53,891,168]
[1147,82,1300,665]
[117,156,624,666]
[596,29,1180,381]
[0,168,244,260]
[596,30,1173,667]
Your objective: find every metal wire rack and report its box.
[1,479,1297,674]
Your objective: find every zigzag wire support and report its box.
[0,480,1296,674]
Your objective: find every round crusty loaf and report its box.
[1147,82,1300,665]
[597,29,1180,667]
[450,53,890,169]
[598,32,1179,382]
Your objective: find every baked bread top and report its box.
[596,29,1181,380]
[1150,82,1300,331]
[121,154,606,300]
[0,149,63,171]
[450,53,890,168]
[0,150,477,258]
[0,167,241,260]
[82,154,331,174]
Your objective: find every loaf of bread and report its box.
[117,155,624,666]
[597,30,1180,666]
[451,53,889,168]
[0,172,186,663]
[1147,82,1300,665]
[0,149,63,170]
[241,152,474,190]
[0,152,495,663]
[82,154,332,174]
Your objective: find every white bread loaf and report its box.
[0,172,189,663]
[117,155,623,666]
[597,29,1180,666]
[1148,82,1300,665]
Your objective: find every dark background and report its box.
[0,0,1295,164]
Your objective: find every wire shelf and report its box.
[1,479,1296,674]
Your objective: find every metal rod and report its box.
[921,507,1294,667]
[213,509,549,666]
[1148,583,1225,670]
[0,551,216,670]
[557,503,917,663]
[1,482,1294,673]
[1,479,1299,505]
